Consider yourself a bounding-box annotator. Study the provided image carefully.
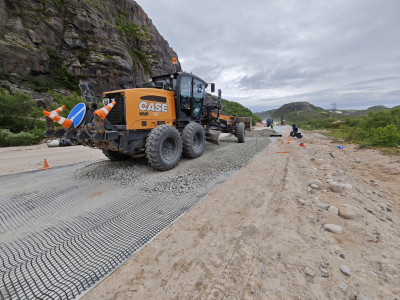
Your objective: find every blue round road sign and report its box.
[68,103,86,127]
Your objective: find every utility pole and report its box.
[330,102,337,119]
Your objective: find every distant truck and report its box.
[266,118,273,127]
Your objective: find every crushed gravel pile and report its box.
[76,130,274,195]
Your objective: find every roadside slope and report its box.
[84,130,400,299]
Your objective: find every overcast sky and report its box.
[138,0,400,112]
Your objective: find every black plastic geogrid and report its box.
[0,131,276,300]
[0,163,231,300]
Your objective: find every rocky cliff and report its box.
[0,0,182,97]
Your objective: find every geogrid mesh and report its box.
[0,132,276,300]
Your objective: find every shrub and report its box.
[50,92,84,111]
[0,129,41,146]
[0,88,43,132]
[221,99,261,126]
[302,107,400,148]
[369,124,400,146]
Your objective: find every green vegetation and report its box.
[77,49,91,66]
[221,99,262,126]
[0,88,45,146]
[24,47,79,93]
[49,92,83,111]
[35,0,65,15]
[104,54,115,61]
[0,71,11,81]
[0,129,40,147]
[0,87,85,146]
[115,12,152,74]
[298,108,400,148]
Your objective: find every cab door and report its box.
[178,75,192,120]
[177,75,205,122]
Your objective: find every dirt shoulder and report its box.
[83,130,400,299]
[0,144,105,175]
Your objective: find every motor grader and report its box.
[43,72,245,171]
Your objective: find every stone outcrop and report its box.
[0,0,182,96]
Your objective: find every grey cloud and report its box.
[138,0,400,111]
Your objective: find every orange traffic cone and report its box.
[94,101,117,120]
[43,111,73,129]
[51,105,66,115]
[281,139,284,145]
[287,138,291,144]
[41,158,51,170]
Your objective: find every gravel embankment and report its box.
[77,129,277,195]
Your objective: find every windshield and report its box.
[151,76,174,91]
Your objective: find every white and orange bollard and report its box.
[50,105,66,115]
[43,111,73,129]
[93,101,117,120]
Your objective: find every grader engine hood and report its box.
[105,88,176,130]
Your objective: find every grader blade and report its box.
[205,129,221,145]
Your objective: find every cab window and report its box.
[192,79,204,119]
[180,76,192,112]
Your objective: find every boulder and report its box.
[310,183,320,190]
[308,179,322,189]
[328,205,339,215]
[318,203,330,210]
[339,204,362,219]
[329,181,352,193]
[323,224,343,234]
[340,265,351,276]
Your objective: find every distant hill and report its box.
[366,105,389,111]
[256,102,396,122]
[255,102,330,123]
[341,105,390,116]
[254,109,276,120]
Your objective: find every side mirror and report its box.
[211,83,215,93]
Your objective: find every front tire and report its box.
[182,122,205,159]
[237,122,245,143]
[102,149,131,161]
[146,125,182,171]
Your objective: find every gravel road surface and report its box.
[0,128,280,300]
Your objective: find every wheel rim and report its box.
[161,137,177,160]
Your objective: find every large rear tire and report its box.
[237,122,245,143]
[146,125,182,171]
[182,122,205,158]
[102,149,131,161]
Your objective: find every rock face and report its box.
[0,0,182,96]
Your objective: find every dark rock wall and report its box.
[0,0,182,96]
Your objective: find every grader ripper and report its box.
[43,72,246,171]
